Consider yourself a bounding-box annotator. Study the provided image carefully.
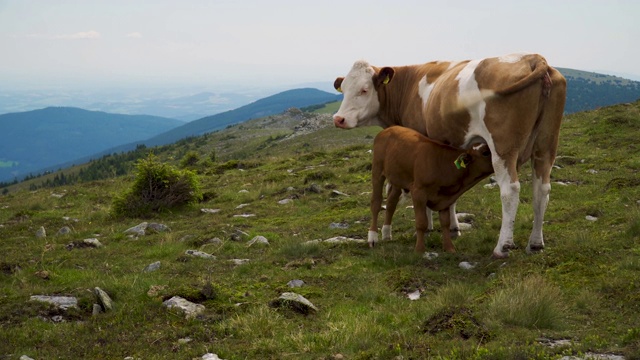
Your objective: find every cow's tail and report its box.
[494,55,551,97]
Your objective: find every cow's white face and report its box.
[333,61,386,129]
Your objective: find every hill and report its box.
[558,67,640,113]
[0,107,182,183]
[1,100,640,358]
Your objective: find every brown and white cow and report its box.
[333,53,566,258]
[370,126,494,253]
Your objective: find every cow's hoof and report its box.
[526,244,544,254]
[502,242,518,251]
[369,242,375,248]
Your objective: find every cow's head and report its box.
[333,60,394,129]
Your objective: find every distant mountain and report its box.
[557,68,640,113]
[102,88,341,152]
[0,107,182,182]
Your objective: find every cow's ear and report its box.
[374,67,395,88]
[334,77,344,93]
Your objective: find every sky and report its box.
[1,0,639,92]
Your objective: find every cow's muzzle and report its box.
[333,115,347,128]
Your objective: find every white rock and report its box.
[586,169,598,174]
[233,214,255,218]
[238,189,249,193]
[287,279,305,288]
[83,238,103,247]
[229,259,250,265]
[456,213,475,222]
[235,203,250,209]
[278,198,293,205]
[459,261,477,270]
[322,236,366,244]
[20,356,35,360]
[407,290,421,301]
[247,235,269,246]
[36,226,46,238]
[124,222,148,236]
[202,354,225,360]
[458,223,473,231]
[586,215,598,221]
[144,261,161,272]
[185,250,216,259]
[201,208,221,214]
[94,287,113,311]
[423,252,439,260]
[484,183,499,189]
[30,295,78,310]
[163,296,205,319]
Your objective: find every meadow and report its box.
[1,101,639,359]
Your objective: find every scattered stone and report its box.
[278,198,293,205]
[236,203,250,209]
[456,213,475,222]
[35,270,49,280]
[483,183,499,189]
[229,259,250,265]
[269,292,318,314]
[94,287,113,311]
[20,356,35,360]
[586,215,598,221]
[238,189,249,193]
[92,303,103,316]
[407,289,421,301]
[147,285,167,298]
[304,236,366,245]
[586,169,598,174]
[233,214,255,218]
[124,222,148,236]
[247,235,269,246]
[51,315,64,322]
[83,238,103,247]
[143,261,161,272]
[207,237,223,245]
[202,354,226,360]
[329,222,349,229]
[177,337,192,344]
[163,296,205,319]
[287,186,295,191]
[333,354,345,360]
[57,226,72,235]
[306,183,323,194]
[423,252,439,260]
[330,190,349,197]
[30,295,78,310]
[62,216,79,222]
[147,223,170,232]
[459,261,477,270]
[50,192,65,198]
[457,223,473,231]
[36,226,46,238]
[201,208,221,214]
[559,354,625,360]
[185,250,216,259]
[555,181,571,186]
[287,279,305,288]
[230,229,250,241]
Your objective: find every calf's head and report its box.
[333,60,394,129]
[458,143,493,175]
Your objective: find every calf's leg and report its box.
[383,185,402,241]
[411,189,428,253]
[439,208,456,253]
[368,174,385,247]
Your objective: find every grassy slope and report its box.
[1,102,640,359]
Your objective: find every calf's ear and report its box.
[374,67,395,89]
[334,77,344,93]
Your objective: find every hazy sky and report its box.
[1,0,638,91]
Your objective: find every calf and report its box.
[369,126,494,253]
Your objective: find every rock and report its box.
[330,190,349,197]
[304,236,366,245]
[458,223,473,231]
[306,183,323,194]
[143,261,161,272]
[586,215,598,221]
[30,295,77,310]
[484,183,499,189]
[201,208,221,214]
[423,252,439,260]
[94,287,113,311]
[177,337,192,344]
[586,169,598,174]
[230,229,250,241]
[278,198,293,205]
[407,289,421,301]
[57,226,72,235]
[83,238,103,247]
[247,235,269,246]
[185,250,216,259]
[35,226,46,238]
[270,292,318,314]
[20,355,35,360]
[459,261,477,270]
[287,279,305,288]
[233,214,255,218]
[202,354,225,360]
[92,303,103,315]
[147,223,170,232]
[238,189,249,193]
[124,222,148,236]
[163,296,205,319]
[235,203,250,209]
[329,222,349,229]
[35,270,49,280]
[147,285,167,298]
[50,192,65,198]
[228,259,250,266]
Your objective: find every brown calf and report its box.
[369,126,494,253]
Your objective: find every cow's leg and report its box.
[528,168,550,253]
[426,207,434,233]
[448,202,461,238]
[412,189,428,253]
[439,207,456,253]
[368,175,385,247]
[493,156,520,258]
[383,185,402,241]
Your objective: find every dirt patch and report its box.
[422,306,491,343]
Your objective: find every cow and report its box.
[370,126,494,253]
[333,53,566,258]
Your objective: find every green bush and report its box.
[111,154,202,217]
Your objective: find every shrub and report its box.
[179,151,200,168]
[111,154,202,217]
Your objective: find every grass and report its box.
[1,101,640,359]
